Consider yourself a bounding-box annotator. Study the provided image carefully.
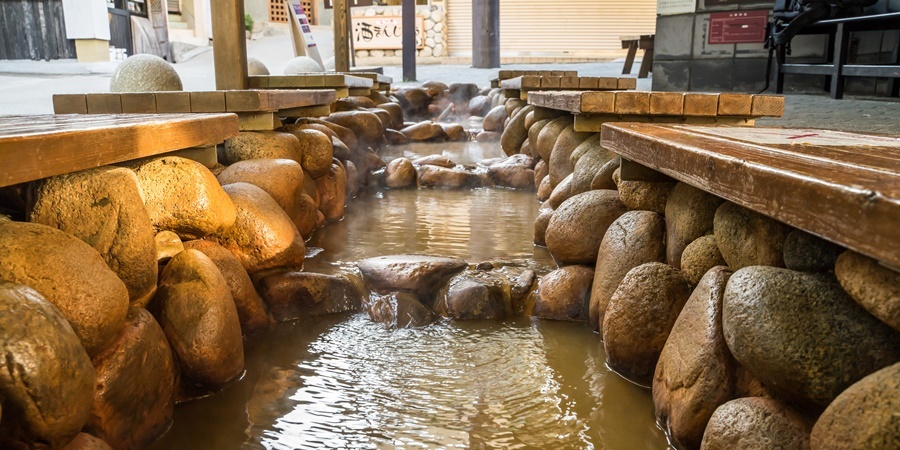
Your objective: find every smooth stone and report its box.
[130,156,236,239]
[155,230,183,264]
[476,130,501,143]
[571,145,615,193]
[417,165,481,188]
[367,292,436,328]
[0,221,129,356]
[0,283,95,449]
[483,104,507,132]
[618,180,676,214]
[222,131,302,165]
[500,105,533,156]
[589,211,666,331]
[345,159,360,199]
[385,128,410,145]
[590,158,619,190]
[439,267,535,319]
[314,162,347,222]
[536,116,572,162]
[376,102,404,129]
[545,190,627,265]
[533,207,554,247]
[411,155,455,168]
[548,124,592,187]
[400,121,444,141]
[357,255,467,303]
[700,397,811,450]
[835,250,900,331]
[681,235,727,286]
[449,82,480,105]
[653,267,735,450]
[533,265,593,321]
[110,54,182,92]
[61,433,114,450]
[547,173,577,209]
[783,229,842,272]
[289,129,333,179]
[258,271,363,321]
[440,123,467,142]
[723,266,900,408]
[217,158,308,232]
[324,110,384,145]
[386,157,417,188]
[665,182,725,269]
[247,57,270,76]
[282,56,324,73]
[489,154,535,190]
[467,95,491,117]
[714,202,790,269]
[536,175,552,202]
[533,159,549,187]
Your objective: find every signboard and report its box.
[352,16,425,50]
[708,10,768,44]
[658,0,696,16]
[288,0,324,66]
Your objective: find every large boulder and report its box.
[216,158,308,231]
[533,265,593,321]
[314,161,347,222]
[723,266,900,408]
[357,255,467,304]
[681,235,727,286]
[714,202,790,270]
[810,362,900,450]
[536,116,572,162]
[156,249,244,391]
[130,156,236,239]
[183,240,272,334]
[86,308,176,450]
[257,271,363,321]
[110,54,182,92]
[30,166,157,304]
[665,183,725,269]
[545,190,627,265]
[0,221,129,356]
[835,250,900,331]
[0,283,95,449]
[438,267,535,320]
[548,125,593,187]
[700,398,812,450]
[221,131,302,165]
[208,183,306,273]
[500,105,533,156]
[589,211,666,331]
[293,129,334,178]
[367,292,437,328]
[603,262,692,385]
[386,157,417,188]
[653,267,735,449]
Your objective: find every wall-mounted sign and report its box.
[708,10,769,44]
[658,0,696,16]
[352,16,425,50]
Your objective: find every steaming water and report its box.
[148,141,669,450]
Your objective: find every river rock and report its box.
[400,121,443,141]
[835,250,900,331]
[653,267,735,449]
[723,266,900,408]
[222,131,302,165]
[534,159,549,186]
[449,82,479,105]
[386,157,417,188]
[314,162,347,222]
[489,155,535,189]
[131,156,236,239]
[603,262,692,385]
[783,230,842,272]
[357,255,467,303]
[571,145,615,193]
[715,202,791,270]
[568,133,601,165]
[528,119,550,152]
[810,362,900,450]
[467,95,491,117]
[377,102,404,129]
[295,193,320,238]
[665,183,726,268]
[412,155,456,168]
[441,123,468,142]
[0,221,129,356]
[156,249,244,391]
[30,166,157,304]
[536,116,572,162]
[87,308,176,450]
[217,158,307,229]
[257,271,363,321]
[385,128,410,145]
[591,158,619,190]
[545,190,627,265]
[700,397,811,450]
[292,129,333,178]
[548,124,592,187]
[182,240,272,334]
[396,87,431,118]
[110,54,182,92]
[537,176,552,202]
[367,292,436,328]
[476,130,501,143]
[500,105,533,156]
[547,173,577,210]
[62,433,114,450]
[533,206,554,247]
[533,265,593,321]
[155,230,183,265]
[295,118,359,152]
[483,105,507,132]
[681,235,727,286]
[325,111,384,144]
[439,267,535,319]
[618,180,676,214]
[208,183,305,273]
[0,283,95,449]
[417,165,481,188]
[589,211,666,331]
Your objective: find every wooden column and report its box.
[211,0,248,90]
[333,0,350,72]
[402,0,416,81]
[472,0,500,68]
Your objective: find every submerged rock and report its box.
[357,255,467,304]
[417,165,482,188]
[412,154,456,168]
[258,271,363,321]
[367,292,436,328]
[488,154,535,190]
[386,157,417,188]
[439,267,535,319]
[533,265,593,321]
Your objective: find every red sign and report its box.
[708,10,768,45]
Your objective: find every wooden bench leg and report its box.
[638,48,654,78]
[622,41,638,75]
[830,22,849,100]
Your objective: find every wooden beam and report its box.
[333,0,350,72]
[211,0,249,90]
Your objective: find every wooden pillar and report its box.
[334,0,350,72]
[472,0,499,68]
[211,0,248,90]
[402,0,416,81]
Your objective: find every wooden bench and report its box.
[490,70,579,88]
[499,75,636,100]
[775,12,900,99]
[248,73,374,98]
[52,89,337,131]
[620,35,654,79]
[339,72,393,93]
[0,113,239,188]
[601,123,900,267]
[527,90,784,131]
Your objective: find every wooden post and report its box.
[333,0,350,72]
[472,0,499,68]
[402,0,416,81]
[211,0,248,90]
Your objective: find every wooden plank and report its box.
[582,91,617,114]
[574,115,753,132]
[597,78,619,89]
[526,91,583,113]
[348,87,371,96]
[0,114,239,188]
[120,93,157,114]
[52,94,87,114]
[601,123,900,267]
[154,92,192,113]
[751,95,786,117]
[86,94,123,114]
[190,91,227,113]
[717,93,753,116]
[333,0,350,72]
[683,93,720,117]
[579,77,599,89]
[617,78,638,90]
[649,92,685,116]
[279,104,333,118]
[237,112,280,131]
[614,91,650,115]
[540,76,561,88]
[211,0,248,90]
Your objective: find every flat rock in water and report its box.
[438,267,535,319]
[386,157,417,188]
[412,154,456,168]
[357,255,468,303]
[258,271,363,321]
[367,292,437,328]
[417,165,482,189]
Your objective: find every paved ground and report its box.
[0,32,897,134]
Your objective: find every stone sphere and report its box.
[247,57,270,76]
[110,54,183,92]
[283,56,325,74]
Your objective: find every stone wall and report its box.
[352,5,446,64]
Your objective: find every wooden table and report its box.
[601,123,900,267]
[0,114,239,188]
[620,35,654,79]
[500,75,636,100]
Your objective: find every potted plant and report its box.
[244,14,254,40]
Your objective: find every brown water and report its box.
[149,142,670,450]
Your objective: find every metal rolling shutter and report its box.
[447,0,657,58]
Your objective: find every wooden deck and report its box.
[52,89,336,115]
[248,74,374,97]
[490,70,579,88]
[601,123,900,267]
[500,76,637,100]
[0,114,239,188]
